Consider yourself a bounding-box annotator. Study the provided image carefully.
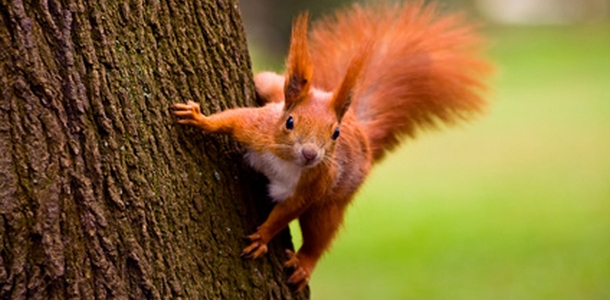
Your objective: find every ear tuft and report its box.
[331,41,371,121]
[284,12,313,110]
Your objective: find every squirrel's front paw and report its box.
[240,233,268,259]
[283,250,311,292]
[170,100,206,129]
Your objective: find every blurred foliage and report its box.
[240,0,348,60]
[240,0,479,67]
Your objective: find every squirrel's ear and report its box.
[331,43,370,121]
[284,12,313,111]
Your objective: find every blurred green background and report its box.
[241,0,610,299]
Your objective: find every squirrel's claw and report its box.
[170,100,210,132]
[283,249,299,268]
[170,101,201,118]
[240,233,268,259]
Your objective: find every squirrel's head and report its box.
[274,88,343,168]
[271,13,367,168]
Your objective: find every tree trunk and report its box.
[0,0,308,299]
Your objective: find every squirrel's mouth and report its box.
[300,155,324,168]
[302,159,317,168]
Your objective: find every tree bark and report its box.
[0,0,308,299]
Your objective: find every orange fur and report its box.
[310,1,491,160]
[171,1,490,292]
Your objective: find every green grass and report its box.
[255,23,610,299]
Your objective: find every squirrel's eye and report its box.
[286,116,294,130]
[331,127,340,140]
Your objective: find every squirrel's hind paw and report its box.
[284,250,311,292]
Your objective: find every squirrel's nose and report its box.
[301,148,318,161]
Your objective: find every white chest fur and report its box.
[244,150,302,202]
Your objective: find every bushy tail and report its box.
[308,1,491,162]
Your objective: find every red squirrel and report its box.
[171,1,490,291]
